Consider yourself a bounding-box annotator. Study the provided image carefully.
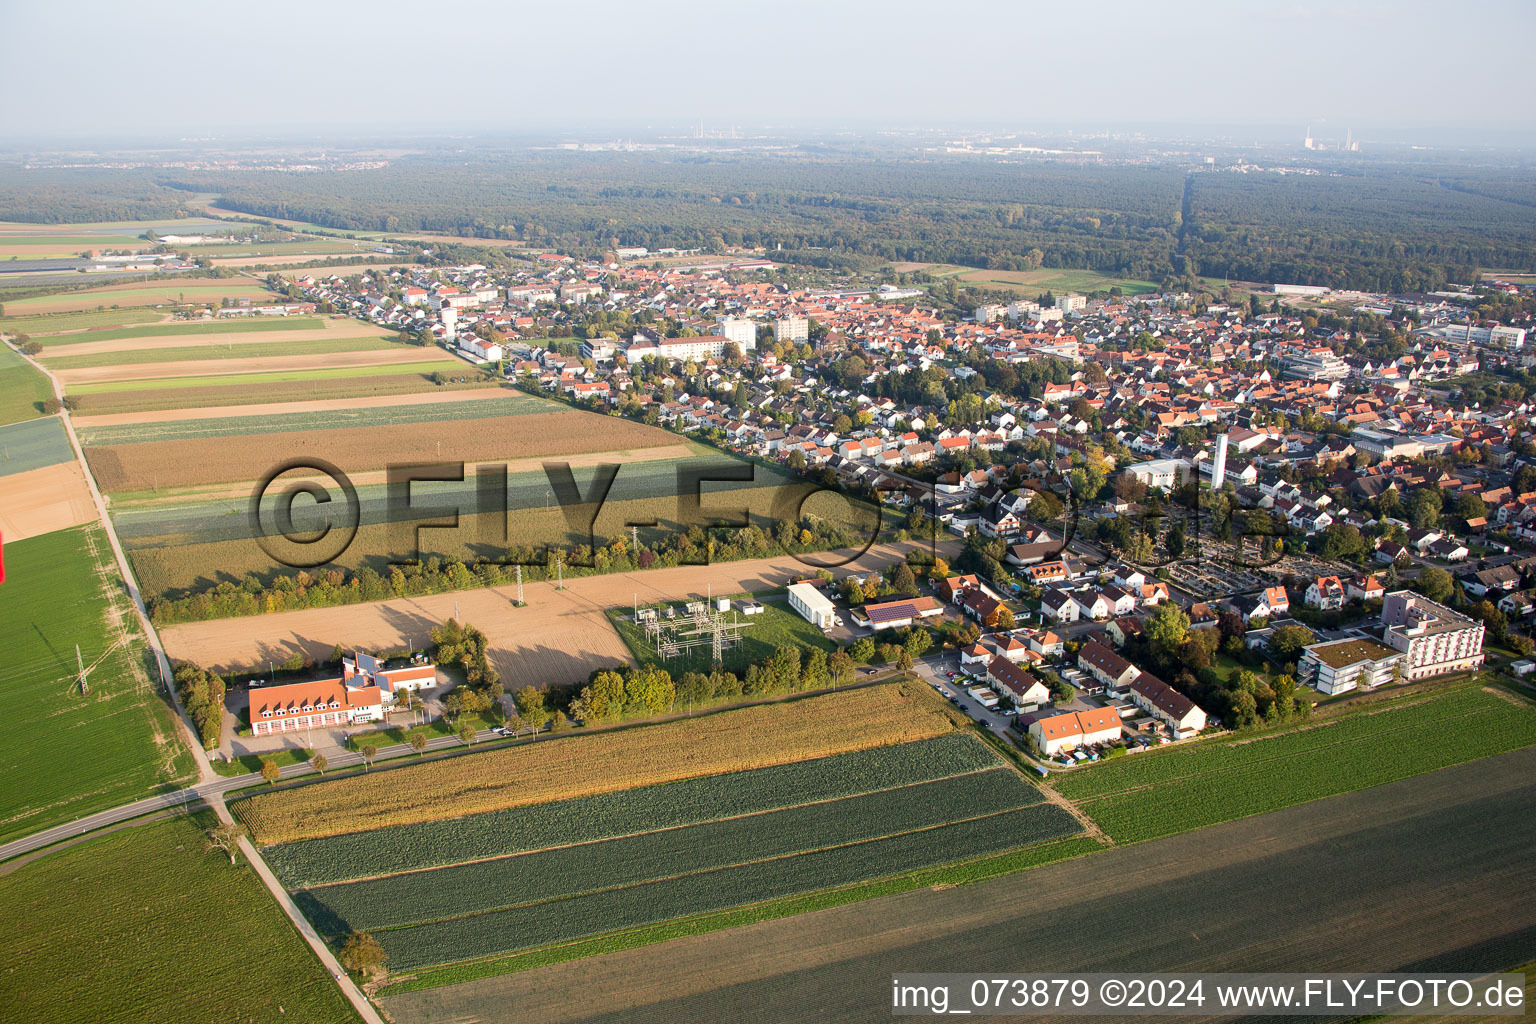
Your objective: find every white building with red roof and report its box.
[249,651,437,737]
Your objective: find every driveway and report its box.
[911,651,1017,737]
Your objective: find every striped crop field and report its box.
[266,733,1003,887]
[63,371,501,416]
[0,309,164,334]
[41,333,404,369]
[25,316,327,344]
[77,391,564,445]
[237,684,965,844]
[64,357,460,394]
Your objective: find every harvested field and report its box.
[56,344,446,386]
[85,409,678,491]
[236,682,960,844]
[0,279,274,315]
[156,539,946,692]
[0,460,95,542]
[65,367,491,413]
[0,416,75,477]
[381,747,1536,1023]
[71,385,519,429]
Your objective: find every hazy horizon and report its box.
[2,0,1533,148]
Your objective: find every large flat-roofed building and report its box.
[773,315,809,342]
[1380,590,1485,680]
[787,582,836,628]
[715,317,758,350]
[1124,458,1191,490]
[1280,346,1350,381]
[1297,638,1403,695]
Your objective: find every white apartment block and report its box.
[1055,293,1087,313]
[773,315,809,343]
[1297,638,1403,695]
[1380,590,1485,681]
[715,317,759,350]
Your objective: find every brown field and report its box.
[38,319,387,359]
[85,409,678,491]
[66,373,500,416]
[55,346,452,387]
[0,461,95,542]
[382,747,1536,1024]
[157,540,943,692]
[71,385,518,428]
[236,682,958,844]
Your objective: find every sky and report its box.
[2,0,1533,144]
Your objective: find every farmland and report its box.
[66,365,493,414]
[22,315,325,344]
[0,343,52,425]
[42,332,404,369]
[64,356,459,394]
[1053,683,1536,843]
[388,748,1536,1024]
[298,769,1052,934]
[0,526,194,844]
[0,416,74,476]
[0,813,358,1024]
[267,733,1001,886]
[55,344,449,387]
[77,389,562,445]
[0,308,164,334]
[0,460,96,542]
[890,262,1159,296]
[0,279,275,315]
[84,409,683,492]
[237,683,963,844]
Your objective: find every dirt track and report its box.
[383,745,1536,1024]
[159,541,944,691]
[0,461,95,542]
[56,346,455,386]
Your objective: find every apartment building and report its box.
[1281,346,1350,381]
[1297,638,1403,695]
[1380,590,1485,680]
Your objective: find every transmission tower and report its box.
[556,554,565,590]
[515,563,524,605]
[76,645,88,696]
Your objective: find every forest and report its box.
[3,149,1535,291]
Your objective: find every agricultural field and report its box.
[84,409,682,492]
[0,278,276,316]
[265,733,1001,886]
[0,812,358,1024]
[0,343,52,425]
[110,453,852,603]
[1053,683,1536,843]
[66,363,484,414]
[42,333,404,370]
[237,683,964,844]
[24,315,328,344]
[0,415,74,476]
[55,345,447,387]
[77,389,562,445]
[610,595,835,677]
[0,307,164,334]
[0,526,194,844]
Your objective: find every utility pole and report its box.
[556,554,565,590]
[515,563,524,605]
[454,599,461,623]
[76,644,88,695]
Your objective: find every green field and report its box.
[0,308,163,333]
[254,732,1078,973]
[79,391,558,446]
[1055,684,1536,843]
[0,233,145,248]
[902,263,1159,296]
[266,733,1000,887]
[0,526,195,844]
[0,813,358,1024]
[67,357,459,394]
[0,343,52,426]
[0,281,274,314]
[0,416,75,476]
[45,333,404,370]
[611,594,837,677]
[30,315,326,344]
